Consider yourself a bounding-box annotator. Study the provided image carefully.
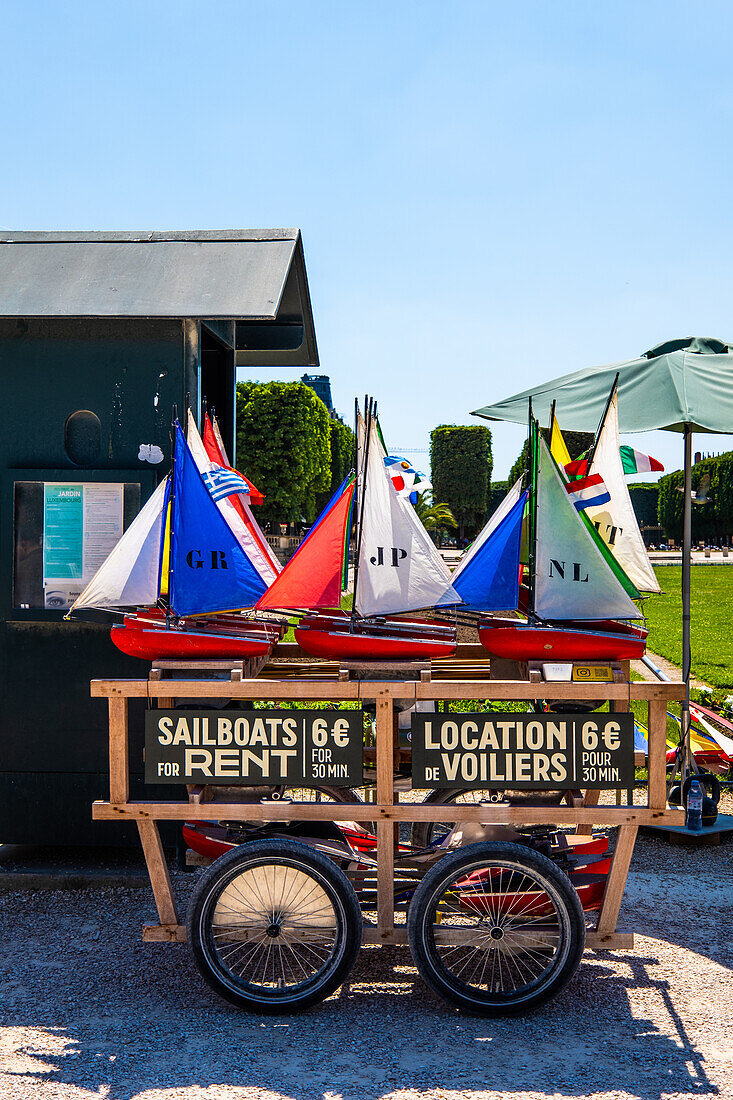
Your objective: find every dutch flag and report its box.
[565,472,611,511]
[201,463,251,503]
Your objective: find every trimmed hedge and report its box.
[431,425,493,540]
[658,451,733,541]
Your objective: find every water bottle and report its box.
[686,778,703,832]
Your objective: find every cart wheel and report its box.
[407,842,585,1015]
[187,838,362,1012]
[410,788,561,849]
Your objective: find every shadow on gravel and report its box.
[1,932,717,1100]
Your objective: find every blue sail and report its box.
[170,423,267,616]
[452,491,527,612]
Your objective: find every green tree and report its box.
[658,451,733,542]
[236,381,331,525]
[327,418,355,493]
[628,483,659,530]
[430,425,493,541]
[487,480,509,515]
[507,440,530,487]
[413,491,457,535]
[507,429,594,486]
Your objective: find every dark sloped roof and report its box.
[0,230,306,321]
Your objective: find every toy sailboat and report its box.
[461,402,649,661]
[257,399,460,659]
[68,413,285,660]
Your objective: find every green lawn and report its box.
[642,566,733,690]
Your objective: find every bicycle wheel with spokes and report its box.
[407,842,585,1015]
[187,838,362,1012]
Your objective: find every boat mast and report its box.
[351,396,373,624]
[586,372,620,475]
[164,406,178,627]
[351,397,359,549]
[527,398,537,623]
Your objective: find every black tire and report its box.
[187,838,363,1012]
[407,842,585,1015]
[410,788,562,849]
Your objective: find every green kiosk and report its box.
[0,230,319,845]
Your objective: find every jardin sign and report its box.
[145,709,363,786]
[411,712,635,790]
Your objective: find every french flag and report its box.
[565,473,611,511]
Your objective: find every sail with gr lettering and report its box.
[187,410,279,586]
[169,422,267,617]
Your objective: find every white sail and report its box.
[452,477,524,580]
[586,393,660,594]
[69,478,168,611]
[355,419,460,616]
[534,437,642,620]
[209,413,281,574]
[187,410,279,585]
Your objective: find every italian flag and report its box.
[566,446,664,479]
[620,446,664,474]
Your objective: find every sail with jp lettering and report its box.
[354,415,460,617]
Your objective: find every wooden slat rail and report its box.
[92,673,684,952]
[94,802,678,825]
[91,679,684,701]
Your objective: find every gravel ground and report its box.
[0,831,732,1100]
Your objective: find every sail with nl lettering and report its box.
[534,435,642,621]
[477,413,649,662]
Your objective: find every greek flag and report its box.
[201,463,251,502]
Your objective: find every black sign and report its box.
[411,712,635,790]
[145,709,363,787]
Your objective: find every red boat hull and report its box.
[111,624,275,660]
[183,823,610,913]
[295,613,457,661]
[478,617,647,661]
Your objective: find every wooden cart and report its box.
[91,649,684,1014]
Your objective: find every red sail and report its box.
[255,479,356,611]
[202,413,277,575]
[202,415,265,505]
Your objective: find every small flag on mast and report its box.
[565,472,611,511]
[566,446,664,478]
[201,464,251,503]
[549,410,571,471]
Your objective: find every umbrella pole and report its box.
[681,425,693,785]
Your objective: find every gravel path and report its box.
[0,832,731,1100]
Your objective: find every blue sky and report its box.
[3,1,733,478]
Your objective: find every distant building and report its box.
[301,373,334,414]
